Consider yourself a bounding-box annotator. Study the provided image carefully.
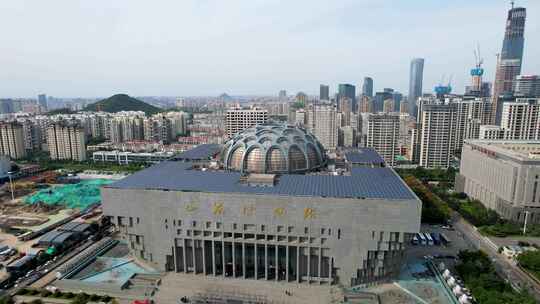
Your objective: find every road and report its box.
[452,213,540,300]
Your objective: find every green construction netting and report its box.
[23,179,113,209]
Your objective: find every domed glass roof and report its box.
[222,123,326,174]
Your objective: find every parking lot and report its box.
[405,224,475,269]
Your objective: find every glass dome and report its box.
[222,123,326,174]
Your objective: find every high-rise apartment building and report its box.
[366,113,399,166]
[500,98,540,140]
[492,5,527,125]
[225,108,269,137]
[454,98,492,152]
[47,123,86,161]
[408,58,425,117]
[307,104,338,150]
[338,126,357,147]
[362,77,373,98]
[418,103,458,168]
[320,84,330,101]
[0,122,27,159]
[514,75,540,97]
[338,84,356,111]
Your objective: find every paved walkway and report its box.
[153,273,343,304]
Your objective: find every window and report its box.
[261,225,265,232]
[216,222,222,229]
[192,221,197,227]
[137,217,140,224]
[129,217,133,227]
[244,224,256,231]
[304,227,309,234]
[233,223,237,230]
[338,229,341,240]
[321,228,326,235]
[277,226,284,233]
[288,226,294,233]
[178,220,182,226]
[177,229,182,235]
[206,222,212,229]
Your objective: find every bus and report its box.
[425,233,434,246]
[440,233,451,245]
[417,233,427,246]
[411,235,419,245]
[431,232,441,245]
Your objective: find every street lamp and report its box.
[7,171,15,201]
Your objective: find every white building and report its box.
[307,104,338,150]
[456,140,540,224]
[418,103,458,168]
[225,108,268,137]
[500,98,540,140]
[366,113,399,166]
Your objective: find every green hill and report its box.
[84,94,161,115]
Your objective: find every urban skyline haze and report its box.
[1,0,539,98]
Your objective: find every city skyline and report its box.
[1,0,539,98]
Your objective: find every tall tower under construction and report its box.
[491,3,526,125]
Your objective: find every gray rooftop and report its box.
[345,148,385,165]
[108,161,415,200]
[171,144,221,161]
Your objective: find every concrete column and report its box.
[286,245,289,282]
[232,241,236,278]
[307,247,311,283]
[211,241,216,276]
[275,245,278,281]
[182,239,187,273]
[296,246,300,283]
[242,242,246,279]
[318,247,322,284]
[172,246,177,272]
[222,241,226,276]
[264,244,268,280]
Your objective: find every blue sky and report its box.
[1,0,539,98]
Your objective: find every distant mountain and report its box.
[84,94,161,115]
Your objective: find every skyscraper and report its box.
[38,94,48,111]
[338,84,356,111]
[491,4,527,125]
[320,84,330,101]
[278,90,287,99]
[408,58,425,117]
[362,77,373,98]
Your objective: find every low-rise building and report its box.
[456,140,540,224]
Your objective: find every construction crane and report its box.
[473,43,484,75]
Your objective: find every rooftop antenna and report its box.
[511,1,515,9]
